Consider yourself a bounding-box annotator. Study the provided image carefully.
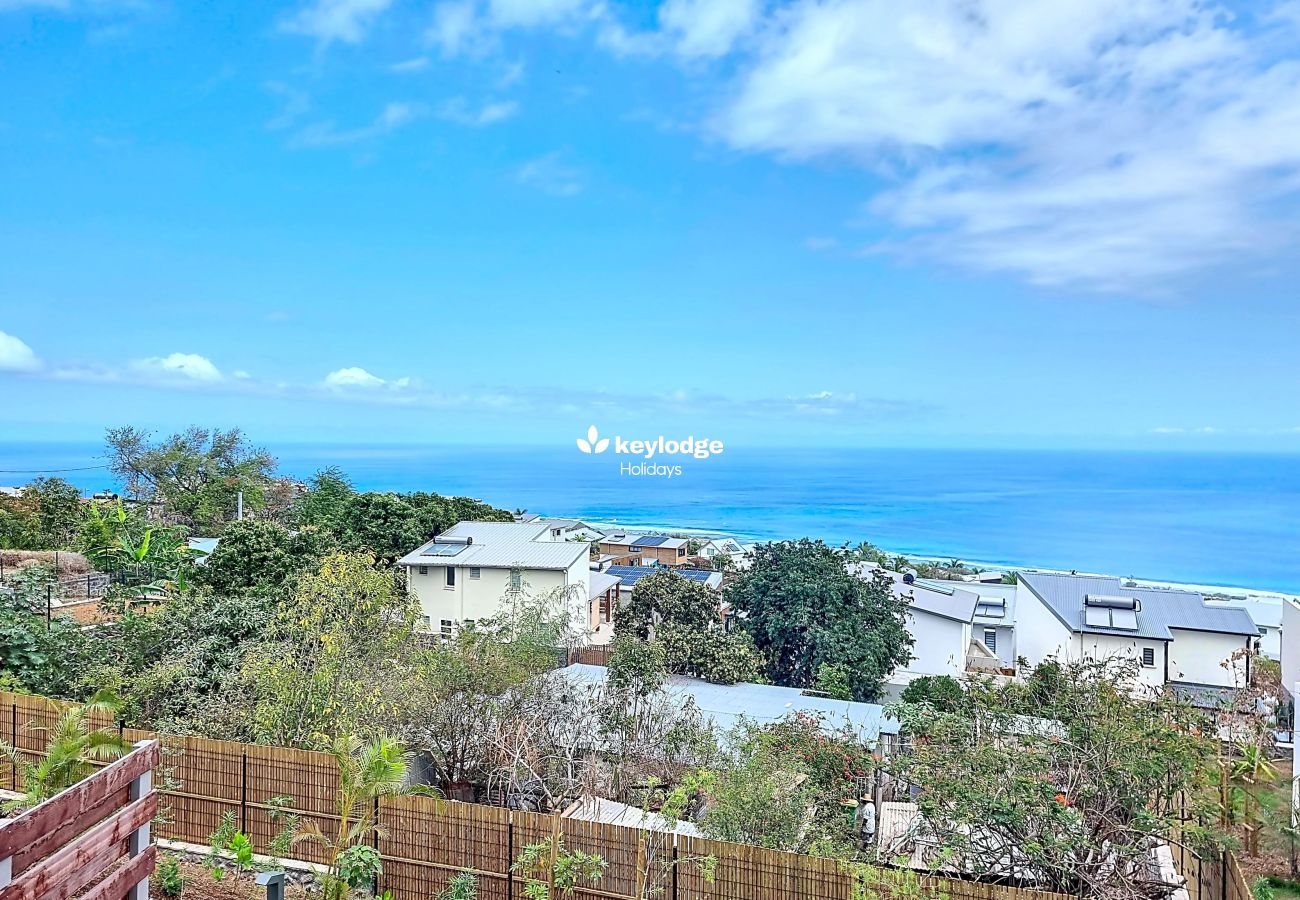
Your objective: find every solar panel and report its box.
[638,536,669,547]
[422,543,467,557]
[1110,608,1139,630]
[1084,607,1111,627]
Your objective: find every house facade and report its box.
[854,565,978,684]
[1015,572,1258,693]
[920,579,1018,668]
[398,520,593,640]
[596,533,689,567]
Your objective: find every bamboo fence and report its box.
[0,691,1250,900]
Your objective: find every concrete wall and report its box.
[1074,632,1168,690]
[976,623,1016,666]
[897,611,969,679]
[1013,582,1073,668]
[1283,599,1300,702]
[1167,628,1250,688]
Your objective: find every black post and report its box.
[45,584,51,631]
[671,839,679,900]
[507,815,515,899]
[372,796,380,896]
[241,751,249,833]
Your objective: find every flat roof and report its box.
[396,520,588,570]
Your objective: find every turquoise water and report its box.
[2,441,1298,593]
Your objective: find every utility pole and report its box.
[236,490,244,521]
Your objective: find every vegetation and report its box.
[885,657,1227,897]
[511,836,607,900]
[0,689,130,812]
[297,734,412,900]
[727,539,913,701]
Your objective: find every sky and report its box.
[2,0,1300,450]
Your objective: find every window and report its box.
[445,567,456,587]
[470,567,481,579]
[510,568,522,590]
[1141,647,1156,667]
[630,546,643,553]
[419,615,431,631]
[418,566,428,576]
[678,547,685,557]
[440,619,453,638]
[983,628,997,653]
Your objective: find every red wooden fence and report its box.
[0,739,159,900]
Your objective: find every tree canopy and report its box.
[726,539,913,701]
[105,426,277,531]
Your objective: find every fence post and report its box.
[8,703,15,789]
[240,750,248,833]
[671,837,679,900]
[507,813,514,899]
[126,740,154,900]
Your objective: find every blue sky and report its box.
[2,0,1299,450]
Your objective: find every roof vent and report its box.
[902,572,915,585]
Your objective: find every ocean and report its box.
[2,441,1298,595]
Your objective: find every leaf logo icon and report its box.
[577,425,609,454]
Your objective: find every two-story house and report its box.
[1015,572,1258,694]
[398,520,597,640]
[596,533,689,567]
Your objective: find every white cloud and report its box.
[130,352,223,382]
[292,101,425,148]
[428,0,487,56]
[281,0,392,44]
[658,0,760,58]
[516,152,584,195]
[487,0,587,28]
[390,56,431,72]
[323,366,412,389]
[711,0,1300,292]
[0,330,40,371]
[439,97,519,126]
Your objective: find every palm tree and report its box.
[298,734,416,898]
[0,690,130,812]
[1229,740,1279,856]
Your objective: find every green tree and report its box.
[0,478,82,550]
[192,519,331,597]
[886,657,1224,897]
[621,570,716,641]
[898,674,965,712]
[726,539,913,701]
[0,689,131,811]
[105,425,277,531]
[244,552,419,748]
[289,467,356,534]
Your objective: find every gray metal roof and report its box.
[919,579,1018,625]
[601,533,688,549]
[1020,572,1257,640]
[850,564,976,623]
[560,664,899,742]
[396,521,588,570]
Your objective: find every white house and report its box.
[1210,596,1283,660]
[853,564,979,684]
[1015,572,1258,696]
[698,537,745,561]
[535,517,606,543]
[398,520,600,641]
[919,579,1018,668]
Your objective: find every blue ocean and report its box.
[2,441,1298,594]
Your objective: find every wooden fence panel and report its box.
[244,742,339,866]
[378,796,514,900]
[558,818,641,900]
[156,735,245,846]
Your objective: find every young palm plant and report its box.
[0,690,130,812]
[297,734,414,900]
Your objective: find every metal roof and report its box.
[852,565,976,623]
[396,521,588,570]
[1020,572,1258,640]
[603,565,721,590]
[560,664,899,742]
[588,571,622,600]
[917,580,1019,625]
[601,533,688,549]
